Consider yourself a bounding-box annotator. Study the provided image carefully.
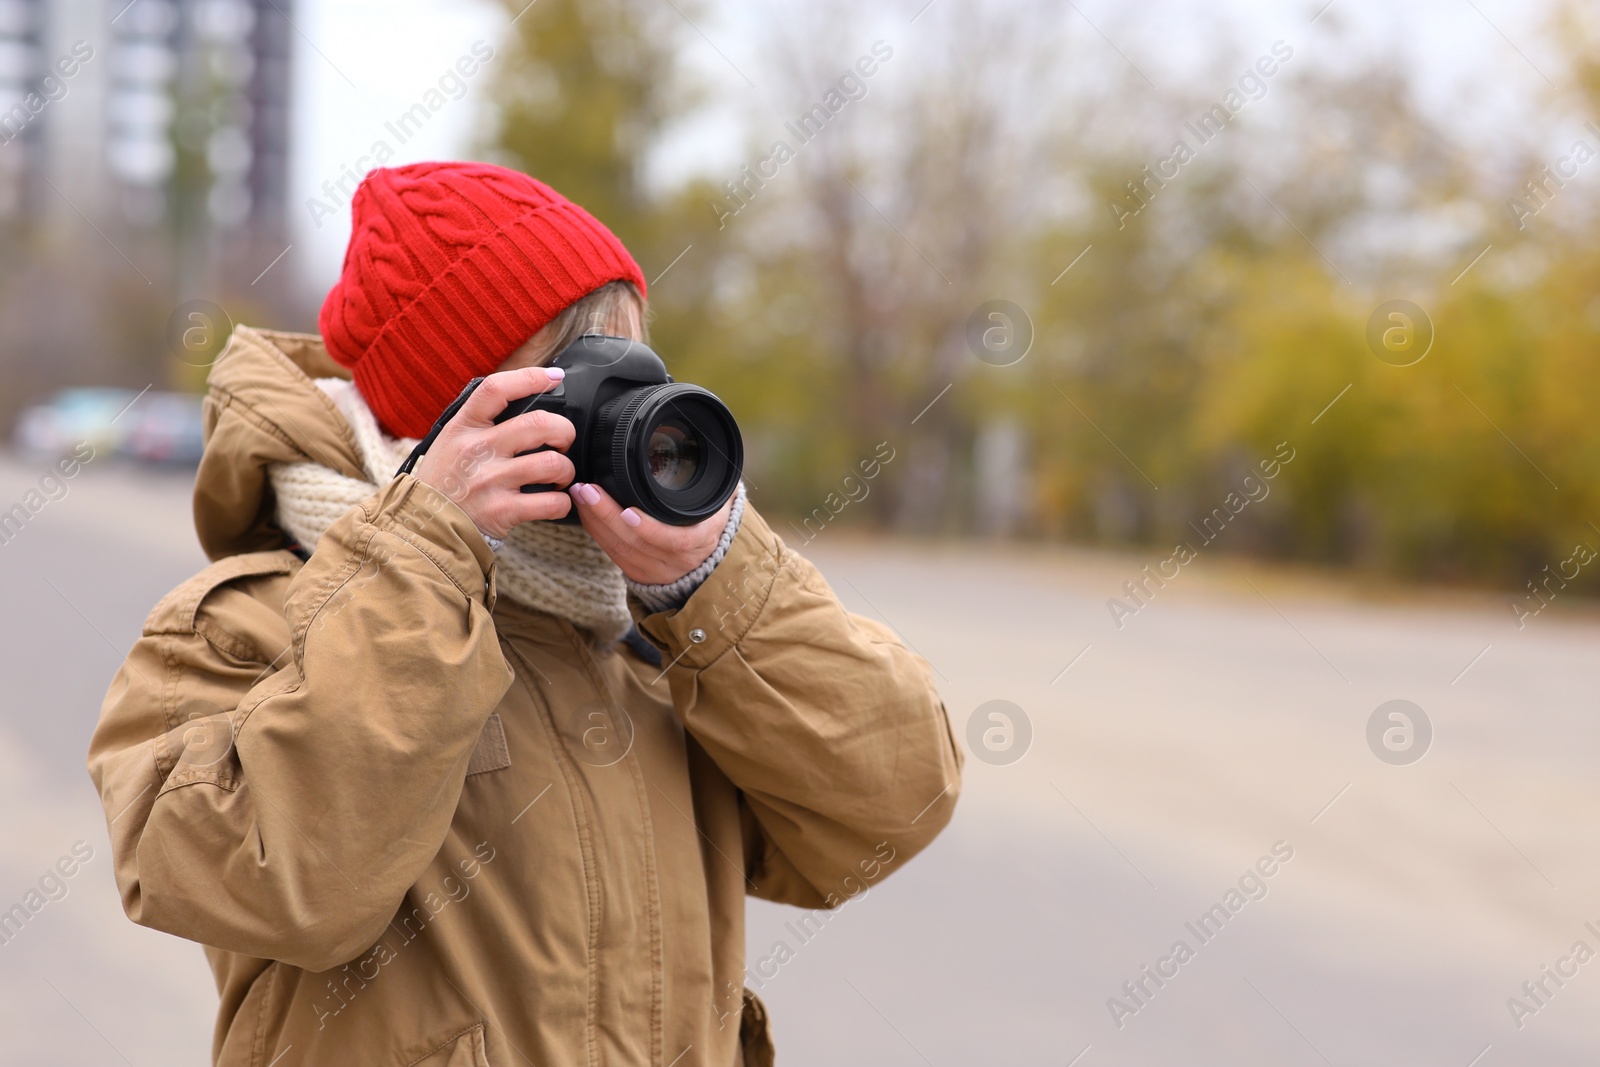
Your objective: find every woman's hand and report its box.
[569,482,734,585]
[412,367,576,540]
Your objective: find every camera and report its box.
[502,334,742,526]
[401,335,743,527]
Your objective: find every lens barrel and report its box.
[595,383,743,526]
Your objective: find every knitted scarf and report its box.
[268,379,633,643]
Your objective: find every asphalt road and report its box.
[1,453,1597,1066]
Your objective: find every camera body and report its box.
[496,335,743,527]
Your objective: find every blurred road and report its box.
[2,452,1597,1066]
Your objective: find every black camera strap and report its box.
[395,376,486,478]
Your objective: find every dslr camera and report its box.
[401,335,743,527]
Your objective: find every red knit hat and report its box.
[319,161,647,438]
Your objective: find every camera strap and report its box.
[395,376,486,478]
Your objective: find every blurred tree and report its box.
[705,0,1072,533]
[483,0,747,477]
[487,0,677,250]
[484,0,737,305]
[474,0,1600,596]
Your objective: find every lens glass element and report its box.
[646,418,701,491]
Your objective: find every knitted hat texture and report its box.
[319,161,647,438]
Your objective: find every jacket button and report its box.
[688,628,707,644]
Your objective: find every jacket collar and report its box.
[194,326,368,561]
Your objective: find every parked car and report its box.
[12,388,205,466]
[123,391,206,465]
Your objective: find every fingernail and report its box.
[621,508,642,528]
[568,482,584,497]
[580,483,602,506]
[545,366,565,380]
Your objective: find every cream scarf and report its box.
[267,379,632,643]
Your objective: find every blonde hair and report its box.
[510,281,649,368]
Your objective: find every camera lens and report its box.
[647,419,701,491]
[594,383,742,525]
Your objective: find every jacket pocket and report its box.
[405,1023,491,1067]
[739,988,776,1067]
[465,713,511,777]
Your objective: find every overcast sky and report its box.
[290,0,1570,295]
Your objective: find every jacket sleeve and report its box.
[87,475,513,972]
[633,507,962,910]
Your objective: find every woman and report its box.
[87,161,961,1066]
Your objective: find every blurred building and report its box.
[0,0,299,425]
[0,0,291,242]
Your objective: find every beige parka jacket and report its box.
[86,327,962,1067]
